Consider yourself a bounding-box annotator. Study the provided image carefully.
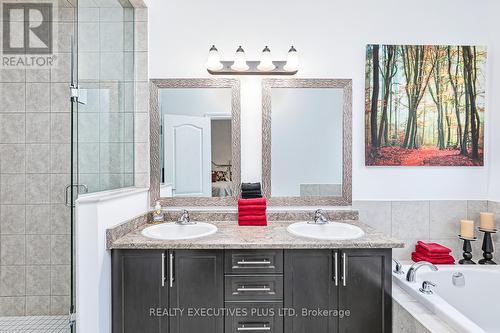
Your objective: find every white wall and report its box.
[148,0,495,201]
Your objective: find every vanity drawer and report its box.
[225,275,283,301]
[224,302,283,333]
[225,250,283,274]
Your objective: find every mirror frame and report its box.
[149,78,241,206]
[261,78,352,206]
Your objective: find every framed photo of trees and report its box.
[365,44,486,166]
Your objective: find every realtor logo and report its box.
[2,3,53,54]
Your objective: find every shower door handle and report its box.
[65,184,88,207]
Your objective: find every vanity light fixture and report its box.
[205,45,223,71]
[230,46,249,72]
[284,46,300,72]
[257,46,276,72]
[206,45,299,75]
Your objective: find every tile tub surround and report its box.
[353,200,500,261]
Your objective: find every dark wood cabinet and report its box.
[112,250,169,333]
[284,249,392,333]
[338,249,391,333]
[284,250,338,333]
[112,248,391,333]
[169,250,224,333]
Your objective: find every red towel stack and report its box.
[238,198,267,226]
[411,241,455,264]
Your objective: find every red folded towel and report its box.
[238,197,267,207]
[238,215,267,226]
[239,210,267,218]
[412,252,455,265]
[416,245,451,259]
[417,241,451,254]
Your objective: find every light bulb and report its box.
[206,45,223,71]
[284,46,299,72]
[230,46,249,72]
[257,46,276,72]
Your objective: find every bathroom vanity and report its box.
[108,218,402,333]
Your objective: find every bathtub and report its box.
[393,264,500,333]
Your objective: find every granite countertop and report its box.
[107,218,404,250]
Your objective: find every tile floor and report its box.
[0,316,68,332]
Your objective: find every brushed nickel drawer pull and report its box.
[236,286,271,292]
[237,324,271,331]
[334,252,338,286]
[237,260,271,265]
[342,252,347,287]
[169,252,174,288]
[161,253,165,287]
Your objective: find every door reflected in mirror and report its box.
[159,88,234,198]
[271,88,343,197]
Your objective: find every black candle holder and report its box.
[458,235,477,264]
[478,228,497,265]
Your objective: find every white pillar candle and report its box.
[460,219,475,239]
[480,212,496,230]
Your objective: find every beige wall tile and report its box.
[26,174,51,204]
[26,265,51,296]
[0,174,26,204]
[26,235,51,265]
[0,205,26,234]
[0,83,25,112]
[51,235,70,265]
[352,200,391,235]
[51,204,71,235]
[26,113,51,143]
[0,144,26,173]
[392,201,430,240]
[0,114,25,143]
[0,235,25,265]
[51,295,69,315]
[51,113,71,143]
[26,296,51,315]
[0,296,25,316]
[26,83,50,112]
[26,205,51,235]
[51,265,70,295]
[26,144,50,173]
[50,144,71,173]
[429,200,467,239]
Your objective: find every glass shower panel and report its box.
[77,0,135,193]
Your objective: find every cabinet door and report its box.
[338,249,392,333]
[169,250,223,333]
[112,250,168,333]
[284,250,338,333]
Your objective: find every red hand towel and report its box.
[416,241,451,254]
[238,198,267,207]
[238,215,267,226]
[412,252,455,265]
[238,205,267,217]
[416,245,451,258]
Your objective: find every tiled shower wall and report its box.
[353,200,500,260]
[0,1,74,316]
[0,0,148,316]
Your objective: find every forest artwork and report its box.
[365,44,486,166]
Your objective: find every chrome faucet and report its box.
[392,259,404,275]
[309,209,329,224]
[176,210,195,225]
[406,261,438,283]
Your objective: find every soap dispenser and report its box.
[151,201,165,223]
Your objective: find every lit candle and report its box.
[480,212,496,231]
[460,219,475,239]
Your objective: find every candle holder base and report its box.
[478,228,497,265]
[458,236,477,265]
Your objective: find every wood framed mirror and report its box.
[262,78,352,206]
[150,78,241,206]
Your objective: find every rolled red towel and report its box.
[411,252,455,265]
[416,245,451,258]
[416,241,451,254]
[238,215,267,226]
[238,197,267,207]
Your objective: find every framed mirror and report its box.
[262,79,352,206]
[150,79,241,206]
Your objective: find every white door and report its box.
[164,114,212,197]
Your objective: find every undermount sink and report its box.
[141,222,217,240]
[287,221,365,240]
